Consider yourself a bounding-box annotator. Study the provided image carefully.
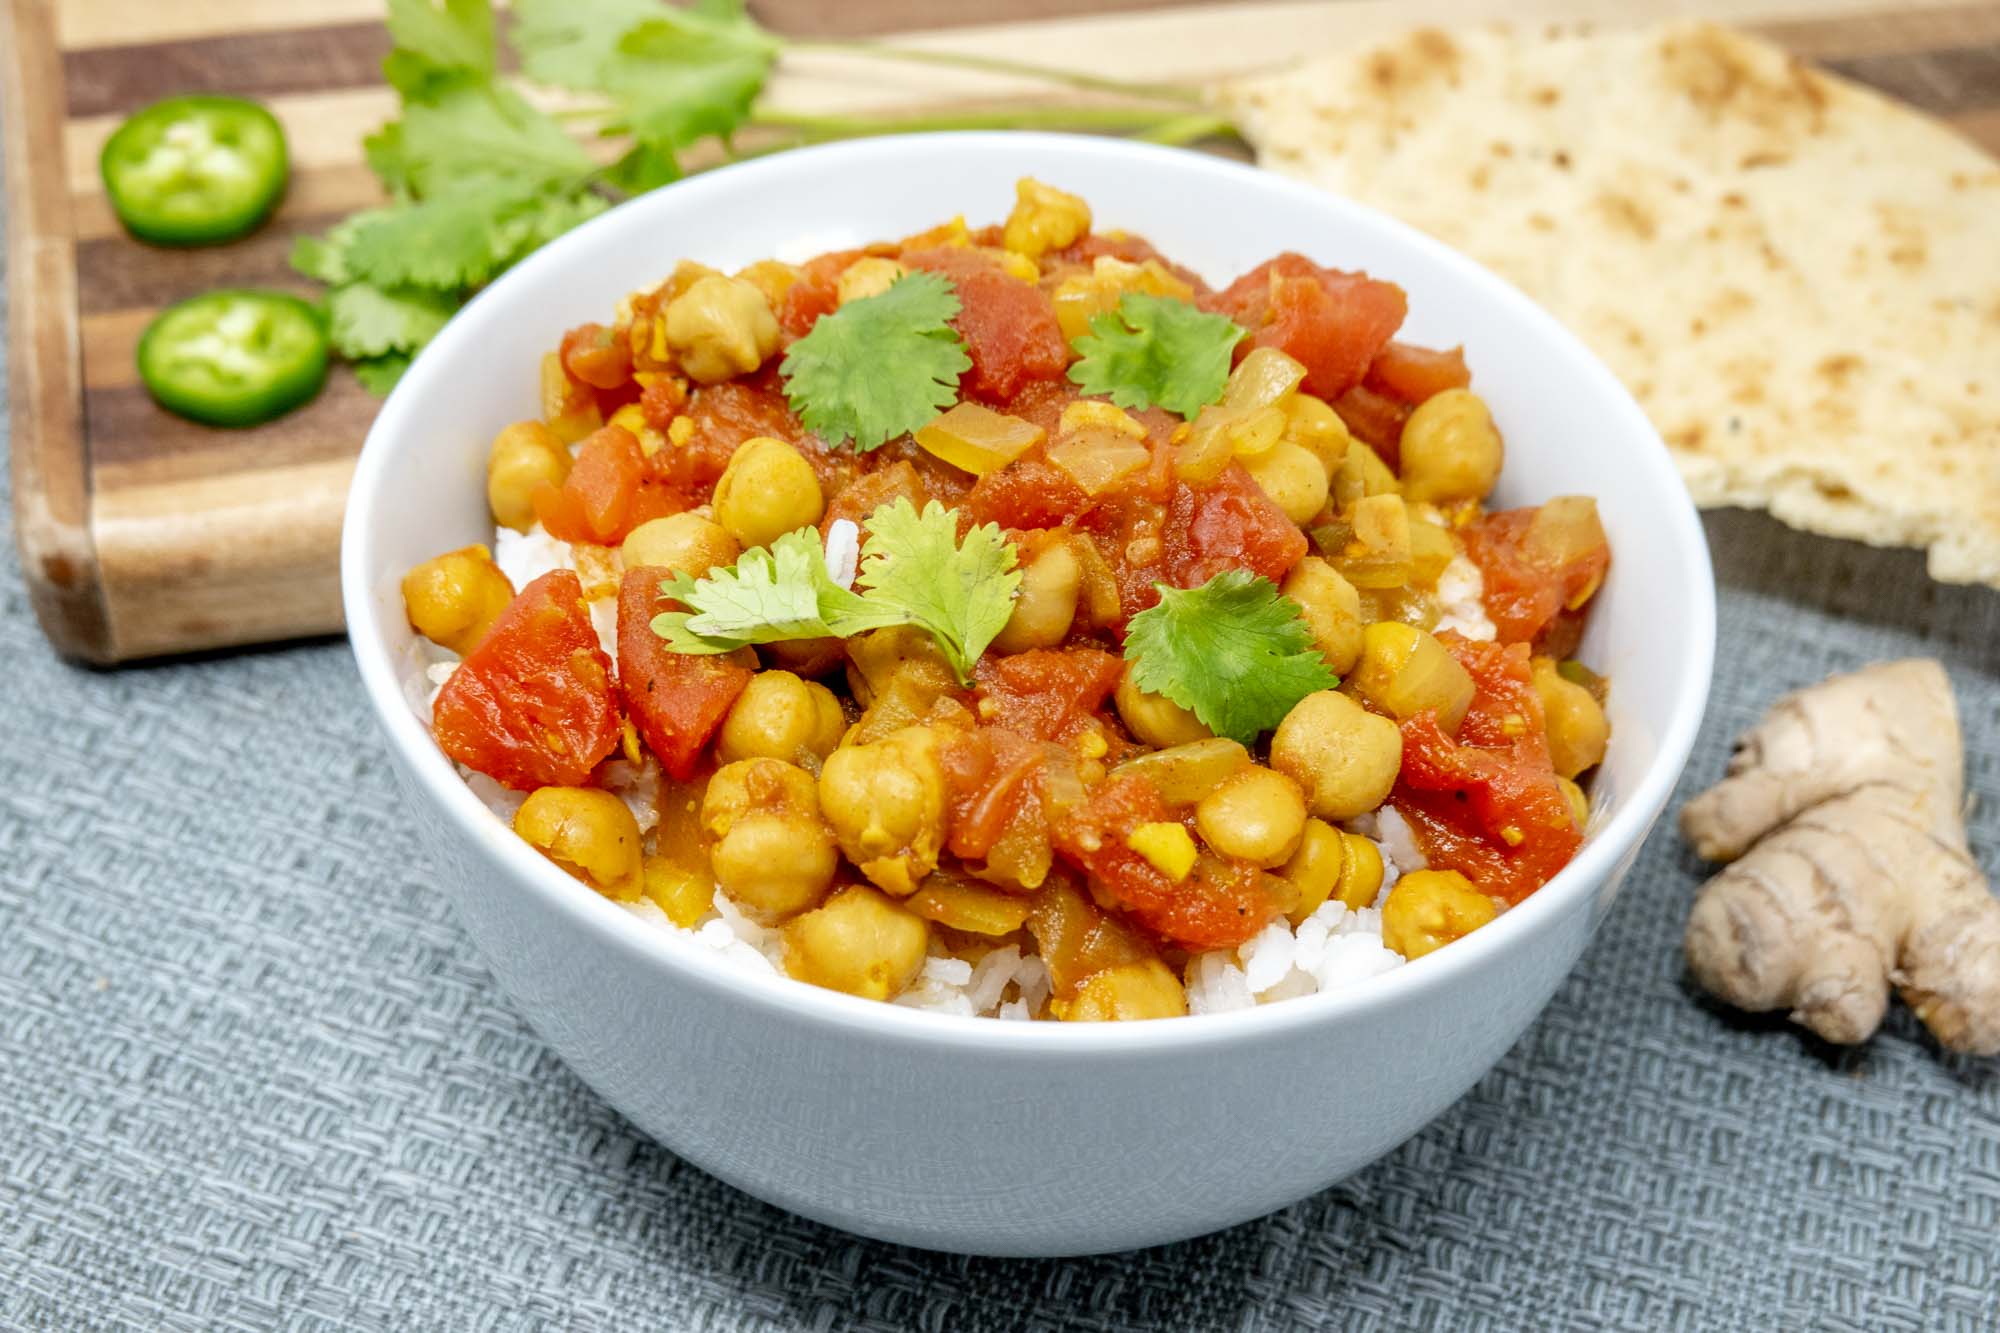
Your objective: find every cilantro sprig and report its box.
[653,499,1020,684]
[1067,293,1244,417]
[1123,571,1338,744]
[780,273,971,450]
[291,1,1240,393]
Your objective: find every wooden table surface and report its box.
[6,0,1998,662]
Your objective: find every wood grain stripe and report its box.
[1820,45,2000,113]
[56,0,379,50]
[75,223,337,318]
[4,0,113,662]
[63,21,393,119]
[82,376,378,478]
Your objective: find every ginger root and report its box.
[1680,659,2000,1055]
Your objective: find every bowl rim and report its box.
[342,130,1716,1055]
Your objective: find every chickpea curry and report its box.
[404,178,1613,1022]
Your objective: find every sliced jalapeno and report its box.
[138,291,329,428]
[100,95,289,246]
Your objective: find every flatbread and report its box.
[1218,22,2000,585]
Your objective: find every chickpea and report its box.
[1334,832,1385,911]
[1195,766,1307,868]
[1269,690,1402,821]
[514,787,642,897]
[1280,818,1345,922]
[621,512,741,578]
[1283,393,1353,476]
[1556,775,1590,829]
[1244,440,1332,525]
[701,758,837,922]
[663,273,781,384]
[713,437,824,549]
[992,539,1082,655]
[836,256,907,305]
[1380,869,1498,960]
[1281,557,1364,675]
[1532,658,1610,780]
[818,726,947,896]
[1055,959,1187,1022]
[1002,176,1091,259]
[1114,665,1211,748]
[1399,388,1503,505]
[486,420,572,532]
[782,885,931,1001]
[402,545,514,656]
[718,670,846,767]
[845,625,959,707]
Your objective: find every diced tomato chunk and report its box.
[533,425,649,544]
[1330,383,1411,465]
[1208,253,1406,400]
[615,568,753,780]
[1165,463,1308,591]
[939,726,1047,861]
[1463,506,1612,646]
[1365,341,1470,403]
[903,247,1069,403]
[777,249,862,340]
[561,322,632,391]
[961,456,1092,530]
[1051,774,1276,950]
[1392,635,1581,904]
[433,571,620,790]
[651,379,803,497]
[973,647,1125,743]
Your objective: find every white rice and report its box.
[1433,553,1498,641]
[427,517,1503,1019]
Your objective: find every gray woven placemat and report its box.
[4,239,1998,1333]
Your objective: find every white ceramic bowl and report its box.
[343,133,1715,1257]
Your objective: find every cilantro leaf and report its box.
[290,210,389,286]
[385,0,496,76]
[363,122,417,199]
[326,282,458,360]
[650,527,897,652]
[339,187,608,292]
[341,193,514,290]
[1067,292,1243,417]
[854,498,1020,683]
[650,500,1021,684]
[354,353,412,396]
[603,140,682,195]
[513,0,776,156]
[781,272,971,449]
[399,83,594,195]
[1123,570,1338,744]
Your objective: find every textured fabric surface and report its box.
[5,249,1999,1333]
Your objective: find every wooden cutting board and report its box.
[7,0,1999,663]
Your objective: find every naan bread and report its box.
[1219,22,2000,585]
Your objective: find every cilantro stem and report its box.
[789,38,1207,106]
[750,105,1224,141]
[1132,112,1240,147]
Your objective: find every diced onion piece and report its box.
[1111,738,1251,806]
[915,402,1046,476]
[1333,442,1400,505]
[907,873,1033,935]
[1051,256,1196,341]
[1048,428,1151,497]
[1177,347,1307,481]
[1333,493,1414,589]
[1352,621,1475,733]
[1409,515,1457,586]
